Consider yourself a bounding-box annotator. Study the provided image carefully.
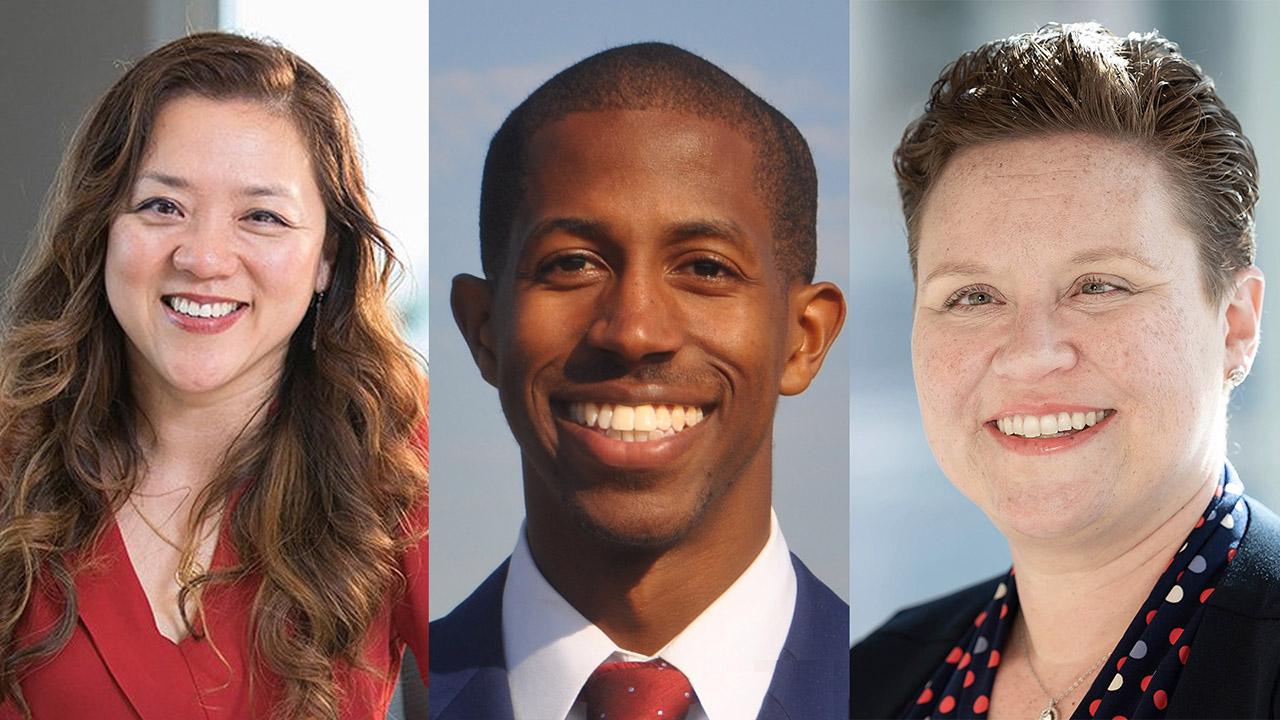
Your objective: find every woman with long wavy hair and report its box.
[0,32,427,719]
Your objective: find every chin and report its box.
[981,474,1113,541]
[564,483,715,552]
[157,361,243,396]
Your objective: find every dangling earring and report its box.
[1226,365,1247,390]
[310,291,325,351]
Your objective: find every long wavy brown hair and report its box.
[0,32,427,719]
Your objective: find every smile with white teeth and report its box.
[565,401,705,442]
[165,296,242,319]
[995,410,1112,439]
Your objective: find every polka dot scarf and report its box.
[903,467,1247,719]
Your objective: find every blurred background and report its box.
[430,0,851,619]
[850,0,1280,643]
[0,1,426,716]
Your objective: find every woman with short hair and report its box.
[853,23,1274,719]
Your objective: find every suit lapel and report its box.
[758,554,849,720]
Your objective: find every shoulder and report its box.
[857,575,1000,648]
[429,561,508,665]
[760,555,850,719]
[428,561,513,720]
[790,553,849,635]
[1215,495,1280,616]
[850,575,1001,719]
[1166,495,1280,717]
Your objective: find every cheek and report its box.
[1081,304,1216,411]
[253,244,323,293]
[104,221,162,308]
[501,294,583,387]
[912,319,989,418]
[696,298,779,378]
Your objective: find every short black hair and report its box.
[479,42,818,283]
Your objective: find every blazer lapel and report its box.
[758,554,849,720]
[430,561,515,720]
[76,521,209,720]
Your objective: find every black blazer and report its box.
[851,496,1280,719]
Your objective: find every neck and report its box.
[524,460,772,655]
[129,366,278,493]
[1009,469,1217,680]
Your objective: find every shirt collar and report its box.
[502,511,797,720]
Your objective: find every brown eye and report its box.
[139,198,182,216]
[533,252,606,283]
[553,255,589,272]
[690,259,727,278]
[245,209,287,226]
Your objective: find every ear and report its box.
[779,280,846,396]
[315,234,337,293]
[315,258,333,294]
[1223,265,1265,382]
[451,273,501,387]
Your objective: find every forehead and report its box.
[514,109,769,249]
[917,133,1192,271]
[141,95,315,181]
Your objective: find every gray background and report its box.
[429,0,852,620]
[1,2,424,716]
[850,0,1280,643]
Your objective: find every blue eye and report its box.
[1080,278,1119,294]
[944,285,1000,309]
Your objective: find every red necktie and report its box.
[581,659,696,720]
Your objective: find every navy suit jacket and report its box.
[430,553,849,719]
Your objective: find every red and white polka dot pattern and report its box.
[581,659,696,720]
[903,466,1247,719]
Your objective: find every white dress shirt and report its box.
[502,511,798,720]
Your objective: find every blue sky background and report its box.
[430,0,851,619]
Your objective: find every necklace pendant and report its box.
[174,555,204,588]
[1038,703,1058,720]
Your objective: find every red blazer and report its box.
[2,422,428,720]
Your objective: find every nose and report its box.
[990,302,1078,381]
[585,267,683,364]
[170,217,238,278]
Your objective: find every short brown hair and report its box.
[895,22,1258,301]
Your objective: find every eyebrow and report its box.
[920,245,1164,290]
[138,172,189,189]
[668,218,747,243]
[135,172,296,199]
[523,217,611,247]
[524,216,751,246]
[1068,246,1160,270]
[919,261,991,289]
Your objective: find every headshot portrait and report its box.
[0,6,427,719]
[429,2,849,719]
[851,3,1279,719]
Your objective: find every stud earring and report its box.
[310,291,325,352]
[1226,365,1247,389]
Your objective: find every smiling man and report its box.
[429,43,847,720]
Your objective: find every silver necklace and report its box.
[1021,624,1109,720]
